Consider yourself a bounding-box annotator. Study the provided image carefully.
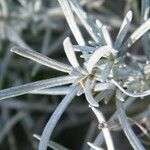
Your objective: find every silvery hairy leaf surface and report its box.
[0,0,149,150]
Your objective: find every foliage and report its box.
[0,0,149,150]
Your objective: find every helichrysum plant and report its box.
[0,0,149,150]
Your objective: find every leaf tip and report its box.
[127,10,133,21]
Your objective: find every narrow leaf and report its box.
[120,19,150,55]
[63,37,80,68]
[114,11,133,50]
[111,79,150,97]
[31,86,71,95]
[116,99,145,150]
[87,46,109,73]
[0,75,78,100]
[101,26,112,47]
[90,106,115,150]
[92,97,136,148]
[84,78,99,107]
[69,0,102,43]
[58,0,85,46]
[39,85,79,150]
[11,46,73,73]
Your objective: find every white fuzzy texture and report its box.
[87,46,109,73]
[90,106,115,150]
[84,78,99,107]
[11,46,73,73]
[114,11,133,49]
[58,0,85,46]
[63,37,80,68]
[121,18,150,54]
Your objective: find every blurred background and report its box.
[0,0,149,150]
